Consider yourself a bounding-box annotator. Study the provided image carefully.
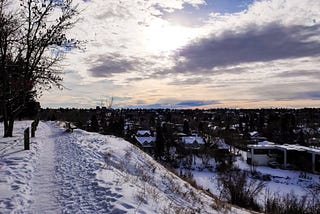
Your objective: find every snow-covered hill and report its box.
[0,121,251,213]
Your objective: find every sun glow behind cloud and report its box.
[144,21,200,54]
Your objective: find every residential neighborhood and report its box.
[39,107,320,173]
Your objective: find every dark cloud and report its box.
[176,100,220,107]
[89,60,133,77]
[301,91,320,100]
[88,54,143,77]
[87,53,163,79]
[127,103,170,109]
[128,99,220,109]
[173,23,320,74]
[249,82,320,101]
[124,77,146,82]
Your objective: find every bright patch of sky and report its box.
[163,0,254,26]
[207,0,254,13]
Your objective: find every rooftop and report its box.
[248,142,320,154]
[181,136,205,145]
[136,130,152,136]
[135,136,156,147]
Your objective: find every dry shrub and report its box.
[217,167,264,211]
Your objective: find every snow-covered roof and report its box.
[308,147,320,155]
[175,132,187,136]
[248,144,275,149]
[258,141,275,146]
[181,136,205,145]
[136,130,151,136]
[248,143,320,154]
[135,136,156,147]
[275,144,307,151]
[249,131,259,137]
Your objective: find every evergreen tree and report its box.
[155,125,164,160]
[183,119,190,135]
[297,130,306,146]
[90,115,99,132]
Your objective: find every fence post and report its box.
[24,128,30,150]
[31,122,35,138]
[35,118,39,130]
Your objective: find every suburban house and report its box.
[247,141,320,174]
[180,135,205,150]
[134,130,156,153]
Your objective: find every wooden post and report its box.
[35,118,39,130]
[31,122,35,138]
[24,128,30,150]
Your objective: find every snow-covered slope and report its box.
[0,121,251,213]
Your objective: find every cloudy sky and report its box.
[40,0,320,109]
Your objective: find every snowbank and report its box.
[0,121,250,213]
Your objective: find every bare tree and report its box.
[0,0,79,137]
[0,0,23,137]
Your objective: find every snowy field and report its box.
[0,121,250,213]
[179,151,320,208]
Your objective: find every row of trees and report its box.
[0,0,79,137]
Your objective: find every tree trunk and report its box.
[2,99,11,137]
[3,115,14,137]
[8,117,14,137]
[3,118,9,137]
[4,123,13,137]
[2,97,16,138]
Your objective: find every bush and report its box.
[217,167,264,211]
[265,191,320,214]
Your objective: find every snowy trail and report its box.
[54,132,123,213]
[26,122,124,213]
[28,123,61,213]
